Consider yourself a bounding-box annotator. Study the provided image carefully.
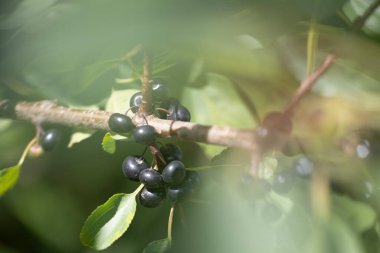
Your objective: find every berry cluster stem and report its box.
[139,51,153,115]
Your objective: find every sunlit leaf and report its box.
[68,132,92,148]
[101,132,116,154]
[0,165,21,196]
[80,191,139,250]
[105,89,140,114]
[143,238,171,253]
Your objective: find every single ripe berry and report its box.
[157,97,179,119]
[132,125,157,145]
[166,182,191,202]
[40,129,61,151]
[139,168,164,190]
[168,105,191,122]
[160,143,183,163]
[162,160,186,185]
[122,156,149,181]
[138,187,165,208]
[151,81,169,103]
[108,113,134,134]
[129,92,143,113]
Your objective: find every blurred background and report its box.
[1,0,380,252]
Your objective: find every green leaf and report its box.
[332,194,376,233]
[187,164,243,171]
[68,131,93,148]
[101,133,116,154]
[0,165,21,196]
[80,191,139,250]
[105,89,140,113]
[143,238,171,253]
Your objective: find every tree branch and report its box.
[283,54,336,115]
[0,100,259,151]
[352,0,380,32]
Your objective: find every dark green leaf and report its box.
[80,191,139,250]
[101,132,116,154]
[143,238,171,253]
[0,165,21,196]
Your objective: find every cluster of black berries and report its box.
[107,81,199,208]
[129,81,191,122]
[122,144,200,208]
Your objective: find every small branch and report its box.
[352,0,380,32]
[0,100,259,151]
[139,51,153,115]
[283,54,336,115]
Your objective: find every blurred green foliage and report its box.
[1,0,380,252]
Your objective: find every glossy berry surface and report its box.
[157,97,179,119]
[166,182,191,202]
[138,187,165,208]
[294,156,314,178]
[40,129,61,151]
[132,125,157,145]
[167,104,191,122]
[162,160,186,185]
[151,81,169,103]
[139,168,164,190]
[129,92,143,113]
[160,143,183,163]
[108,113,134,134]
[122,156,149,181]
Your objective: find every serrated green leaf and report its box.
[143,238,171,253]
[80,190,140,250]
[0,165,21,196]
[101,133,116,154]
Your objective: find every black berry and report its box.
[139,168,164,190]
[151,81,169,103]
[162,160,186,185]
[138,187,165,208]
[240,174,271,198]
[129,92,143,113]
[40,129,61,151]
[132,125,157,145]
[166,182,191,202]
[108,113,134,134]
[122,156,149,181]
[156,97,179,119]
[168,105,191,122]
[160,143,183,163]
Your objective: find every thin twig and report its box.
[139,51,153,115]
[283,54,336,116]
